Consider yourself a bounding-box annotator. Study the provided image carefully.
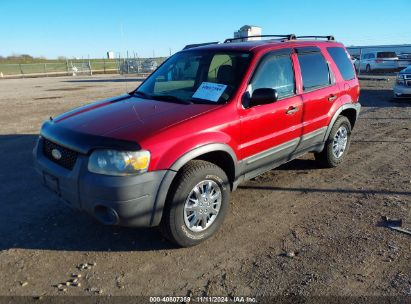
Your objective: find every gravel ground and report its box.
[0,75,410,298]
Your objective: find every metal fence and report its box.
[0,60,117,78]
[0,57,166,78]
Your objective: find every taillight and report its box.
[375,59,383,63]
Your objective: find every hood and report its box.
[52,94,218,143]
[400,66,411,74]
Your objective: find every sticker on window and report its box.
[192,82,227,102]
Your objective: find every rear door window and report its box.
[297,52,331,91]
[327,47,355,81]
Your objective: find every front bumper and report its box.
[33,137,168,227]
[393,84,411,98]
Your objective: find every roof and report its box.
[182,39,343,53]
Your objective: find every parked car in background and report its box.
[142,60,158,72]
[397,53,411,69]
[119,59,141,74]
[355,51,398,73]
[393,65,411,99]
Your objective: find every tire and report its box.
[160,160,230,247]
[365,64,371,73]
[315,116,352,168]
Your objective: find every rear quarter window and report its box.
[327,47,356,81]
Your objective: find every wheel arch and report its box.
[324,103,361,141]
[150,143,238,227]
[170,143,238,185]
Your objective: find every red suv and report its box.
[33,35,360,247]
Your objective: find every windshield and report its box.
[136,50,251,104]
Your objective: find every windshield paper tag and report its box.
[192,82,227,102]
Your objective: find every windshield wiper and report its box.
[151,94,191,105]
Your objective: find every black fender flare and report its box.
[323,103,361,141]
[149,143,238,226]
[169,143,238,172]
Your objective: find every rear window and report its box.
[327,47,355,81]
[297,52,330,91]
[377,52,397,58]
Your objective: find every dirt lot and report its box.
[0,75,410,298]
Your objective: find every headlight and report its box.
[88,149,150,176]
[397,74,405,80]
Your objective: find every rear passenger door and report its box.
[239,49,303,176]
[295,47,340,146]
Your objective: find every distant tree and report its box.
[5,54,34,63]
[20,54,34,62]
[57,56,67,60]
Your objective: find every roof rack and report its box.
[224,34,296,43]
[296,35,335,41]
[183,42,219,50]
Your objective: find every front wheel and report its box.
[315,116,352,168]
[160,160,230,247]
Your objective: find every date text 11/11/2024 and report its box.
[149,296,257,302]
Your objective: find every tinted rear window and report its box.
[298,52,330,90]
[377,52,397,58]
[327,47,355,81]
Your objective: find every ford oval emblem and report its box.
[51,149,62,160]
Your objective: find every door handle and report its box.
[328,95,337,102]
[286,106,299,115]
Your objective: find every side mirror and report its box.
[250,88,278,107]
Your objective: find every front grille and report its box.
[43,139,78,170]
[404,74,411,79]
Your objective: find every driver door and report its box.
[239,49,303,177]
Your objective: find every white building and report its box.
[107,51,115,59]
[234,25,262,41]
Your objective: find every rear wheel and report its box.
[160,160,230,247]
[315,116,352,168]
